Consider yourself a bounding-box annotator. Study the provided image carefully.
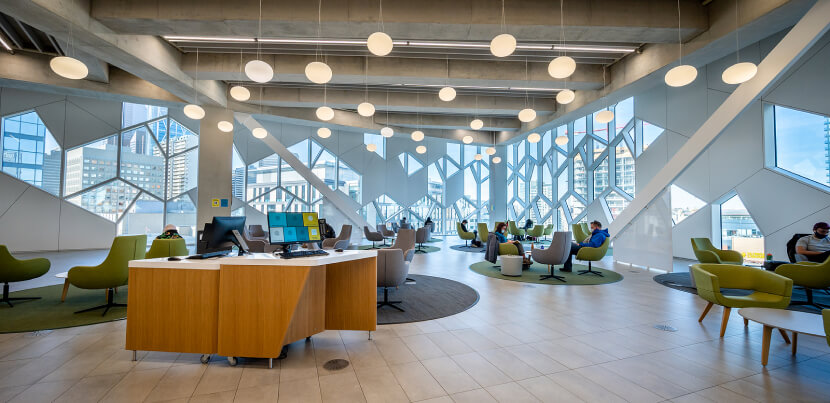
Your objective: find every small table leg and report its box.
[61,280,70,302]
[792,332,798,356]
[762,325,773,366]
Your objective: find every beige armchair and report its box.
[378,224,395,246]
[415,227,429,254]
[364,226,385,249]
[322,225,352,250]
[377,248,410,312]
[247,225,269,242]
[391,229,416,263]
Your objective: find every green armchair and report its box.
[824,310,830,347]
[775,256,830,309]
[508,221,525,240]
[68,235,146,315]
[542,224,553,241]
[456,222,476,247]
[575,237,610,276]
[145,238,189,259]
[477,223,490,243]
[0,245,50,307]
[691,263,793,338]
[526,225,544,243]
[691,238,743,265]
[498,242,519,256]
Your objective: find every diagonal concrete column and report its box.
[608,0,830,238]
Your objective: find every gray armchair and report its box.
[242,229,280,253]
[391,229,416,263]
[377,248,410,312]
[415,227,429,254]
[364,226,385,249]
[391,222,400,233]
[322,225,352,250]
[378,224,395,247]
[247,225,268,242]
[531,231,572,282]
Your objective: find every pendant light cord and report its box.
[257,0,262,60]
[379,0,385,32]
[677,0,682,63]
[364,56,369,102]
[559,0,565,57]
[500,0,506,32]
[194,48,199,104]
[316,0,323,61]
[735,0,740,62]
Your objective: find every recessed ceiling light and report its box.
[164,35,256,42]
[553,45,636,53]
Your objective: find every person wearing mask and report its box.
[562,220,609,272]
[156,224,182,239]
[494,222,524,255]
[795,222,830,262]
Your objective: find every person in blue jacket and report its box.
[562,220,609,272]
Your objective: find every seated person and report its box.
[562,220,609,272]
[795,222,830,262]
[156,224,182,239]
[323,222,336,239]
[461,219,481,247]
[494,222,524,255]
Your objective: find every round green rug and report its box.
[469,261,623,285]
[353,245,441,253]
[0,285,127,333]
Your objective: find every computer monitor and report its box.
[268,212,321,247]
[204,216,247,256]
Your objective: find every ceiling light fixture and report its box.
[317,127,332,138]
[553,45,636,53]
[230,50,251,101]
[183,48,205,120]
[470,119,484,130]
[357,102,375,117]
[367,1,393,56]
[548,0,576,79]
[555,132,569,145]
[305,0,333,84]
[556,89,575,104]
[462,135,474,144]
[416,145,427,154]
[358,57,375,117]
[474,153,483,161]
[217,120,234,132]
[366,143,378,152]
[665,0,697,87]
[439,57,456,101]
[252,127,268,138]
[316,106,335,121]
[492,156,502,163]
[411,130,424,141]
[381,127,394,137]
[490,0,516,57]
[527,132,541,143]
[485,147,496,155]
[722,0,757,85]
[246,0,274,83]
[50,23,88,80]
[595,67,614,124]
[518,59,536,123]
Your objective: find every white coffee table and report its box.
[500,255,523,277]
[738,308,826,366]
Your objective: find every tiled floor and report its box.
[1,239,829,402]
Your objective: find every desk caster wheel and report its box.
[200,354,211,364]
[227,357,238,366]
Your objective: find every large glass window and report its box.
[65,135,118,196]
[772,105,830,187]
[670,184,706,225]
[719,194,764,264]
[364,133,385,159]
[1,111,62,195]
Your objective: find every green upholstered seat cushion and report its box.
[145,238,189,259]
[0,245,50,283]
[776,257,830,289]
[691,263,793,309]
[69,235,146,290]
[456,222,475,240]
[720,291,791,308]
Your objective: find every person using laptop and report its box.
[795,222,830,262]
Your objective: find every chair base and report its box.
[789,288,830,309]
[1,283,41,307]
[75,288,125,316]
[576,262,603,277]
[377,288,404,312]
[415,243,427,254]
[540,265,566,282]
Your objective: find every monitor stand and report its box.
[231,230,249,256]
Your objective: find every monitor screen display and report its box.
[268,212,320,244]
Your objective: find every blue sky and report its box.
[774,105,829,186]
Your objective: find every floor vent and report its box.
[654,324,678,332]
[323,359,350,371]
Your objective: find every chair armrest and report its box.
[694,249,723,264]
[753,271,793,297]
[321,238,337,248]
[776,263,830,289]
[715,249,743,264]
[404,249,415,262]
[333,240,350,250]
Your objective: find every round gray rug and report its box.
[450,244,486,253]
[377,274,479,324]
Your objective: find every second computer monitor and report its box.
[268,212,321,244]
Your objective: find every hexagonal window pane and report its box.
[64,135,118,196]
[614,97,633,135]
[120,127,165,198]
[1,110,62,196]
[594,155,609,199]
[168,119,198,155]
[592,109,609,142]
[67,179,138,221]
[166,193,197,246]
[428,163,444,205]
[556,170,568,201]
[671,184,706,225]
[119,193,164,248]
[605,191,630,219]
[720,194,764,264]
[512,200,523,219]
[573,153,587,200]
[517,140,526,162]
[313,149,337,189]
[615,142,635,196]
[536,199,552,223]
[147,119,168,154]
[566,195,585,218]
[122,102,167,128]
[542,163,552,200]
[167,148,198,199]
[573,116,586,145]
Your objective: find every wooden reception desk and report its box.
[125,250,377,362]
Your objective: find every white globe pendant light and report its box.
[411,130,424,141]
[527,132,541,143]
[317,127,332,138]
[305,61,333,84]
[555,135,568,146]
[183,104,205,120]
[548,56,576,79]
[229,85,251,101]
[245,59,274,83]
[438,87,456,102]
[252,127,268,139]
[518,108,536,123]
[595,110,614,124]
[416,145,427,154]
[470,119,484,130]
[474,153,483,161]
[722,62,757,85]
[217,120,234,132]
[357,102,376,117]
[380,127,394,138]
[492,156,502,164]
[556,89,575,105]
[485,147,496,155]
[462,135,474,144]
[366,143,378,152]
[367,32,393,56]
[50,56,88,80]
[490,33,516,57]
[664,64,697,87]
[316,106,335,121]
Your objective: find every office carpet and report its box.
[468,261,623,285]
[377,274,479,324]
[352,245,441,253]
[0,285,127,333]
[654,272,830,314]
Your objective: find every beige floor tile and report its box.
[479,348,541,381]
[344,341,387,370]
[373,338,418,365]
[425,332,475,356]
[276,377,321,403]
[484,382,539,403]
[389,361,446,401]
[318,371,365,403]
[517,376,585,403]
[449,388,496,403]
[238,365,280,389]
[401,334,446,361]
[450,352,509,388]
[546,370,627,403]
[0,385,27,403]
[145,363,208,402]
[192,363,243,397]
[101,367,168,403]
[504,345,568,375]
[54,373,123,403]
[422,356,480,394]
[189,390,236,403]
[233,384,278,403]
[354,366,409,403]
[8,380,76,403]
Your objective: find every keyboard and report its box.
[186,250,231,259]
[279,250,330,259]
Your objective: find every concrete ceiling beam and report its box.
[375,113,521,131]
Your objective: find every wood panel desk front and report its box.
[125,250,377,360]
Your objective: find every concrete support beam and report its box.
[376,113,520,131]
[0,0,226,106]
[186,53,603,91]
[608,0,830,240]
[55,40,110,83]
[91,0,706,43]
